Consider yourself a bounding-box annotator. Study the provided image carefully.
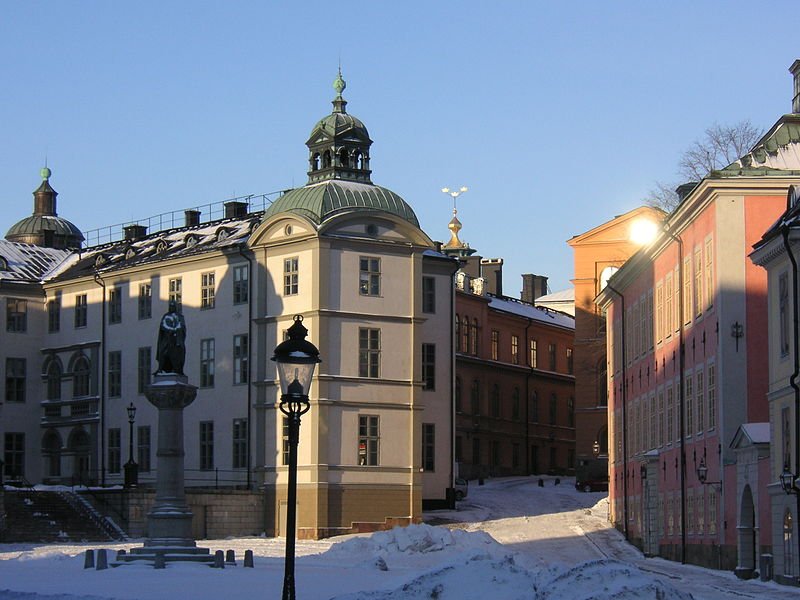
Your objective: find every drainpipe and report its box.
[93,271,107,487]
[605,282,628,542]
[450,265,456,507]
[239,246,255,489]
[781,225,800,576]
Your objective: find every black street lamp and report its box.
[124,402,138,488]
[272,315,321,600]
[781,463,798,494]
[696,456,721,487]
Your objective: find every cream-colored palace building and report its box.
[0,73,457,539]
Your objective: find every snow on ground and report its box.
[0,477,798,599]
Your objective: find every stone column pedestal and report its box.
[121,373,212,565]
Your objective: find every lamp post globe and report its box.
[271,314,321,600]
[781,465,797,495]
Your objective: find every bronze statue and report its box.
[156,300,186,375]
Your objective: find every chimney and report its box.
[521,274,549,303]
[224,201,248,219]
[791,60,800,114]
[675,182,698,203]
[480,258,503,296]
[185,209,201,227]
[123,224,147,241]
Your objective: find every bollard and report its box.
[225,549,236,565]
[244,550,254,568]
[213,550,225,569]
[554,478,560,486]
[96,549,108,571]
[84,549,95,569]
[154,554,166,569]
[538,479,544,487]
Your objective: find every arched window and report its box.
[455,315,461,353]
[46,360,62,401]
[786,509,795,577]
[470,380,480,415]
[353,150,363,169]
[470,319,478,355]
[322,150,332,168]
[339,148,349,167]
[72,356,90,398]
[0,256,8,271]
[455,377,462,412]
[311,153,320,171]
[462,315,470,354]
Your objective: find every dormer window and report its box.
[125,247,137,260]
[185,235,199,248]
[156,240,168,254]
[95,254,107,267]
[0,256,8,271]
[216,228,230,242]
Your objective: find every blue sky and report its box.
[2,2,798,293]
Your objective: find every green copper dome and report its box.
[263,180,419,227]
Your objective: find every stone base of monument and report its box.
[114,546,214,566]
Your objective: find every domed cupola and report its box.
[306,70,373,184]
[5,167,84,249]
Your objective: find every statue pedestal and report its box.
[118,373,212,565]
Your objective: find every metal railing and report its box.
[81,190,286,248]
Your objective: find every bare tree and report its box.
[645,181,680,213]
[647,120,763,213]
[678,120,763,181]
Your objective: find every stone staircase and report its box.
[0,489,127,543]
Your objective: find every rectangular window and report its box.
[674,266,680,332]
[491,440,501,467]
[491,385,500,417]
[705,238,714,309]
[108,428,121,474]
[470,319,478,355]
[421,343,435,390]
[696,371,705,433]
[649,395,656,450]
[566,347,574,374]
[656,283,664,343]
[359,257,381,296]
[511,335,519,365]
[138,283,152,320]
[358,328,380,378]
[548,343,556,371]
[685,374,694,436]
[530,339,538,368]
[568,396,575,427]
[783,406,792,470]
[232,419,247,469]
[422,423,435,471]
[530,391,538,423]
[168,277,182,309]
[358,415,379,466]
[780,272,790,357]
[664,274,673,337]
[233,334,249,385]
[108,351,122,398]
[683,257,692,325]
[4,433,25,479]
[283,257,299,296]
[708,492,717,535]
[6,298,27,332]
[5,358,26,403]
[707,363,716,430]
[201,272,216,309]
[74,294,88,328]
[199,421,214,470]
[512,388,520,420]
[200,338,215,387]
[137,426,151,472]
[137,347,151,394]
[666,385,675,443]
[657,390,665,447]
[471,380,480,415]
[455,436,463,462]
[472,438,481,465]
[48,295,61,333]
[422,276,435,313]
[281,417,290,466]
[513,443,521,469]
[549,394,557,425]
[694,249,703,318]
[109,287,122,324]
[233,264,249,304]
[491,330,499,360]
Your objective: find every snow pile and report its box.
[536,559,693,600]
[325,524,501,560]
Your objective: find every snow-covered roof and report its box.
[536,287,574,303]
[730,422,770,449]
[0,239,72,284]
[488,295,574,330]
